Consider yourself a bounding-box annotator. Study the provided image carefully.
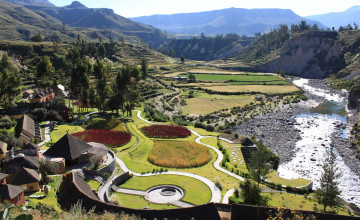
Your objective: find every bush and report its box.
[0,116,15,129]
[31,108,47,121]
[206,125,214,132]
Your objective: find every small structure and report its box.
[6,167,40,192]
[22,89,34,99]
[15,114,41,144]
[30,88,55,103]
[0,141,7,160]
[0,173,8,184]
[2,155,40,174]
[43,134,92,166]
[87,142,109,163]
[0,184,26,205]
[43,157,66,174]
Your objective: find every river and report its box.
[277,78,360,207]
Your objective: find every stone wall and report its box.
[112,172,130,186]
[98,150,116,176]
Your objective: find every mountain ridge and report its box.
[131,8,326,36]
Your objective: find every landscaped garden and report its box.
[140,124,191,138]
[73,129,131,146]
[148,141,212,168]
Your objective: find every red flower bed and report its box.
[140,125,191,138]
[73,129,131,146]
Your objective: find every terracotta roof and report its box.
[3,156,40,174]
[0,184,26,200]
[7,167,40,185]
[44,134,92,161]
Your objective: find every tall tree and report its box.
[94,58,112,111]
[316,146,341,213]
[0,53,21,108]
[180,54,185,64]
[239,179,268,206]
[141,58,148,79]
[248,140,272,186]
[36,56,54,87]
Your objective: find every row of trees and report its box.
[0,53,21,108]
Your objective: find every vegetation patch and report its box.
[73,129,131,146]
[85,118,127,131]
[140,124,191,138]
[148,141,211,168]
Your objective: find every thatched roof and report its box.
[44,134,92,161]
[2,156,40,174]
[24,143,40,151]
[87,142,108,158]
[0,184,26,200]
[15,114,35,138]
[0,173,9,180]
[72,172,99,201]
[7,167,40,185]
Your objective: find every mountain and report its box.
[130,8,326,36]
[0,0,167,47]
[4,0,54,6]
[305,6,360,29]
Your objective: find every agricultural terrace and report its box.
[148,141,212,168]
[73,129,131,147]
[182,92,256,115]
[180,73,289,85]
[140,124,191,138]
[199,84,300,94]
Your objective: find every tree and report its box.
[36,56,54,85]
[141,57,148,79]
[169,47,175,57]
[248,140,272,186]
[315,146,341,213]
[188,73,196,83]
[30,32,42,42]
[39,159,59,184]
[93,58,112,112]
[180,54,185,64]
[239,179,268,206]
[0,53,21,108]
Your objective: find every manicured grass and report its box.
[27,176,62,213]
[266,192,349,216]
[50,124,84,142]
[182,93,255,115]
[267,171,312,187]
[85,117,127,131]
[141,124,191,138]
[180,73,282,82]
[111,193,178,209]
[119,175,212,205]
[149,141,212,168]
[87,180,102,191]
[200,85,300,95]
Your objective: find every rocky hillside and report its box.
[259,31,345,78]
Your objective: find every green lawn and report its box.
[111,193,178,209]
[50,124,85,142]
[180,73,283,83]
[118,175,211,205]
[87,180,102,191]
[266,171,312,187]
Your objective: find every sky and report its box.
[49,0,360,18]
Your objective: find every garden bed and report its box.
[140,124,191,138]
[73,129,131,146]
[148,141,211,168]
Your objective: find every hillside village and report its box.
[1,0,360,220]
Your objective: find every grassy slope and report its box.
[112,193,178,209]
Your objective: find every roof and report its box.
[7,168,40,185]
[44,134,92,161]
[72,172,99,201]
[2,156,40,174]
[0,173,9,180]
[87,142,108,157]
[24,143,40,151]
[0,184,26,200]
[22,115,35,137]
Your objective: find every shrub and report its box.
[148,141,211,168]
[140,124,191,138]
[73,129,131,146]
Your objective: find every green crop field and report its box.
[181,73,284,83]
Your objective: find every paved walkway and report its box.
[222,189,235,204]
[113,187,147,196]
[38,121,51,147]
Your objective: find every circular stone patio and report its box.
[145,185,184,204]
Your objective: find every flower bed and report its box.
[148,141,212,168]
[140,125,191,138]
[73,129,131,146]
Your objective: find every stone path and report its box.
[222,189,235,204]
[38,121,51,147]
[113,187,147,196]
[170,200,193,208]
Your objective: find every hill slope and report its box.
[131,8,325,36]
[4,0,54,6]
[306,6,360,29]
